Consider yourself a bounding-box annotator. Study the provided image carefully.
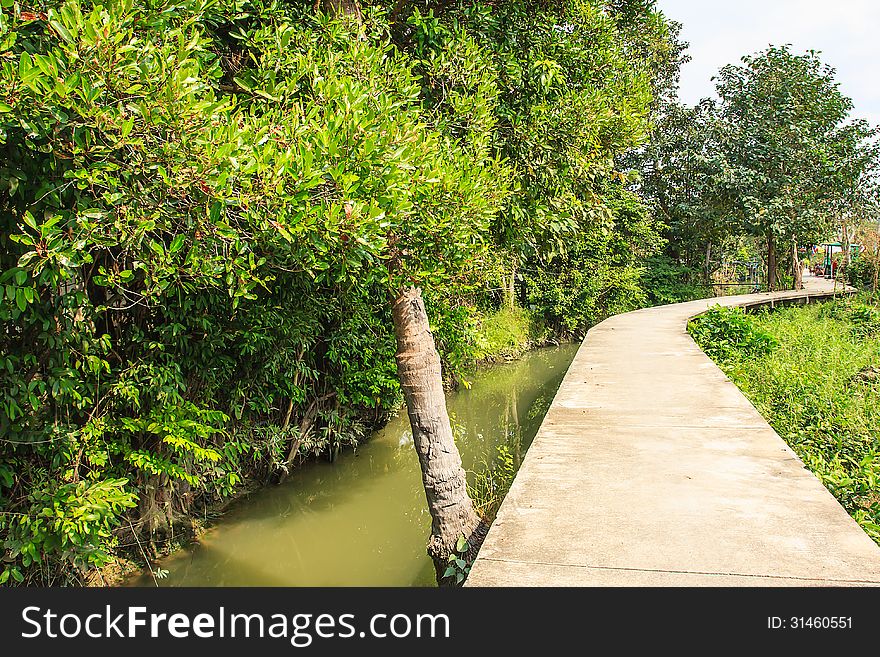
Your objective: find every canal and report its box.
[130,344,578,587]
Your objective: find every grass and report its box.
[468,443,517,522]
[471,306,546,363]
[690,296,880,544]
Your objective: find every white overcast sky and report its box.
[656,1,880,126]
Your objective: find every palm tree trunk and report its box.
[319,0,480,582]
[322,0,480,581]
[391,287,484,583]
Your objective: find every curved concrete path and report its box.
[467,276,880,586]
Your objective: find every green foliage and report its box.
[441,533,472,586]
[470,306,543,363]
[430,1,669,331]
[0,0,679,584]
[688,306,777,362]
[639,101,730,274]
[818,297,880,339]
[522,183,660,335]
[1,478,136,585]
[848,256,877,291]
[700,297,880,544]
[642,254,710,305]
[641,45,880,291]
[468,442,516,522]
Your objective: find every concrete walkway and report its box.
[467,276,880,586]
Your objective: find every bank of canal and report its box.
[129,344,578,587]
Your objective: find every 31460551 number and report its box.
[768,616,852,630]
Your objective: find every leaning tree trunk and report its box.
[391,287,484,583]
[767,231,778,292]
[791,237,802,291]
[324,0,480,580]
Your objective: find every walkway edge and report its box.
[466,280,880,586]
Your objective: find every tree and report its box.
[433,0,672,333]
[391,288,483,578]
[825,122,880,282]
[318,0,485,582]
[712,46,870,290]
[626,15,740,293]
[0,0,680,585]
[1,0,505,585]
[640,100,731,280]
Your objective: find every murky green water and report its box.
[130,344,578,587]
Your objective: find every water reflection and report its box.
[129,344,578,587]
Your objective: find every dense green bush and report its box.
[818,297,880,338]
[0,0,506,584]
[847,255,877,291]
[1,0,676,584]
[688,305,777,362]
[642,253,710,306]
[522,183,660,335]
[463,2,670,336]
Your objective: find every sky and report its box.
[656,1,880,126]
